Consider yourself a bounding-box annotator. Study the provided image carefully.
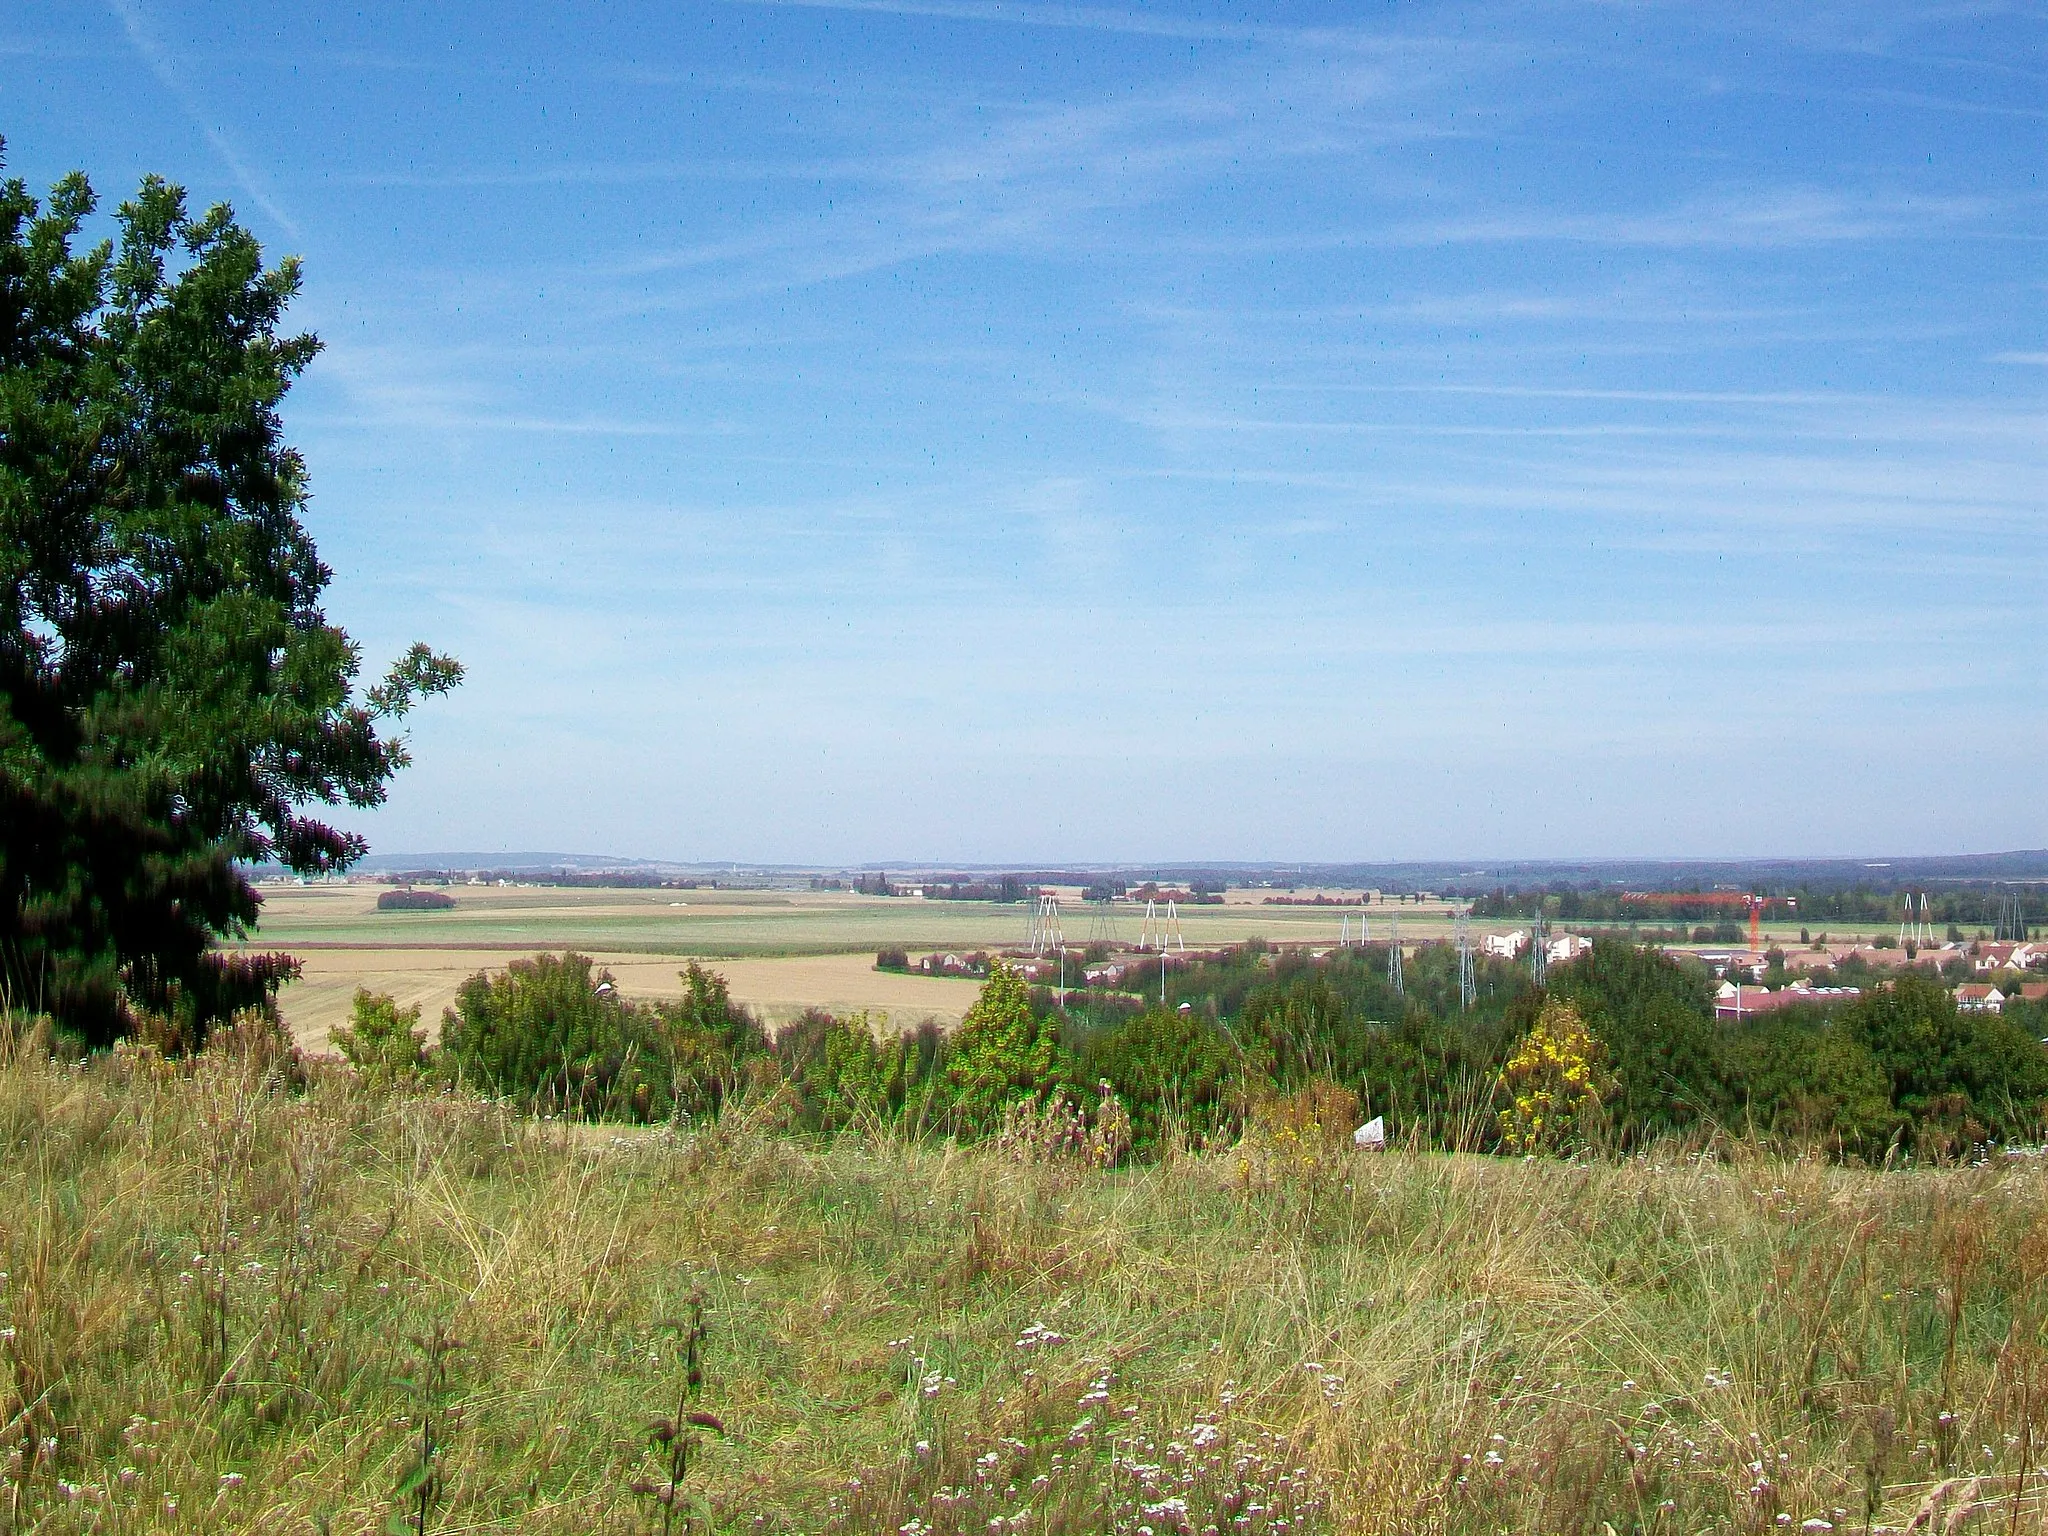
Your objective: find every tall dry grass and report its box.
[1,1024,2045,1533]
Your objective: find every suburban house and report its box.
[1954,983,2006,1014]
[1548,933,1593,964]
[1687,949,1767,980]
[1481,930,1529,958]
[1975,944,2020,973]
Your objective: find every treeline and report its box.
[1470,884,2045,932]
[337,939,2048,1163]
[382,870,703,890]
[375,889,455,911]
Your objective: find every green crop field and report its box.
[244,882,1475,957]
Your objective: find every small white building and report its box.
[1547,933,1594,964]
[1482,929,1529,959]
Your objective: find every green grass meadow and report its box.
[5,1027,2046,1534]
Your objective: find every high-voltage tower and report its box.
[1026,891,1064,956]
[1455,909,1476,1011]
[1340,910,1369,947]
[1529,910,1549,987]
[1996,888,2028,943]
[1388,914,1404,995]
[1086,894,1121,947]
[1138,899,1186,953]
[1899,893,1935,949]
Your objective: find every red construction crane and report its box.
[1621,890,1785,952]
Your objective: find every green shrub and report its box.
[779,1010,948,1135]
[439,952,672,1119]
[1841,973,2048,1151]
[330,989,428,1085]
[1550,942,1736,1145]
[944,958,1065,1139]
[1081,1006,1241,1153]
[1730,1008,1898,1158]
[651,961,769,1118]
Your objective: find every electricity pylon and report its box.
[1899,892,1936,949]
[1026,892,1064,956]
[1139,899,1185,954]
[1086,893,1121,947]
[1530,909,1549,987]
[1388,913,1404,995]
[1456,909,1476,1011]
[1996,888,2027,943]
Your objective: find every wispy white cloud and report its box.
[174,0,2038,859]
[334,156,899,190]
[714,0,1359,46]
[102,0,300,237]
[1393,186,1993,250]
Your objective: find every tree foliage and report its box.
[1080,1005,1240,1153]
[329,988,428,1086]
[944,957,1063,1138]
[0,144,459,1046]
[436,953,770,1121]
[333,938,2048,1164]
[1547,943,1736,1145]
[651,960,770,1118]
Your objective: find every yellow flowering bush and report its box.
[1236,1077,1361,1188]
[1496,999,1611,1155]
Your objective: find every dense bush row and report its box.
[336,940,2048,1161]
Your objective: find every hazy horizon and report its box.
[14,0,2043,864]
[335,847,2048,875]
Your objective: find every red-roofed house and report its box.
[1712,982,1860,1020]
[1955,983,2006,1013]
[1976,944,2020,973]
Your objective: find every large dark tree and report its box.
[0,144,459,1047]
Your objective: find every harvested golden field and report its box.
[272,947,985,1050]
[242,883,1461,1049]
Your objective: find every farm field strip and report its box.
[245,883,1479,955]
[270,948,988,1051]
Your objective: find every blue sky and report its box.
[7,1,2044,863]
